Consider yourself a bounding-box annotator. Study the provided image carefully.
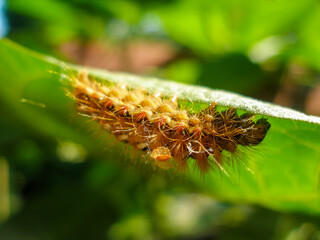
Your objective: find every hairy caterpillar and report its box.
[71,71,270,174]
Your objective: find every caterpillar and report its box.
[71,71,271,174]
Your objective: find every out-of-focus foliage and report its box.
[1,0,320,239]
[5,0,320,103]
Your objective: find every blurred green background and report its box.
[1,0,320,239]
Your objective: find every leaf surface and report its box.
[1,38,320,214]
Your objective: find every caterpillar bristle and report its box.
[70,71,271,175]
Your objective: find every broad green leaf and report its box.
[1,38,320,214]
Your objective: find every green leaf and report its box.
[1,38,320,214]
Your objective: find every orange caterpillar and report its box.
[72,71,270,174]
